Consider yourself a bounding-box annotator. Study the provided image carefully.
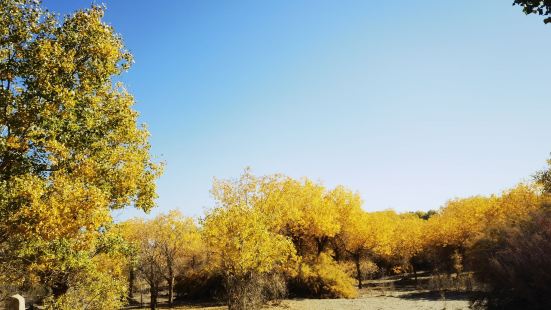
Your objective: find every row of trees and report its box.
[121,171,421,309]
[119,165,551,310]
[120,211,201,307]
[2,159,547,309]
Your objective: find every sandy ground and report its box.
[128,274,472,309]
[128,288,470,310]
[271,289,470,310]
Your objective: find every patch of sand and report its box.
[269,288,470,310]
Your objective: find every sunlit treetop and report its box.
[0,0,161,214]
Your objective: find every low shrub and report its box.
[425,272,476,293]
[224,272,287,310]
[289,253,357,298]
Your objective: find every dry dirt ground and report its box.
[270,289,470,310]
[128,286,471,310]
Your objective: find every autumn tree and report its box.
[120,219,164,310]
[218,171,359,299]
[329,186,363,262]
[489,184,544,226]
[42,228,132,309]
[120,212,200,309]
[265,179,341,258]
[252,175,342,258]
[424,184,544,274]
[535,155,551,193]
[335,206,396,288]
[0,0,161,305]
[390,213,426,283]
[205,175,296,310]
[426,197,493,249]
[151,210,201,306]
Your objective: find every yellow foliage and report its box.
[0,2,161,304]
[425,196,495,249]
[43,262,127,310]
[490,183,544,226]
[120,211,202,305]
[339,259,379,280]
[391,213,426,262]
[202,204,297,277]
[425,184,545,251]
[299,253,358,298]
[338,207,398,258]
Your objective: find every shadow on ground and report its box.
[125,298,225,309]
[399,290,471,301]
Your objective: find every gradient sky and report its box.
[45,0,551,220]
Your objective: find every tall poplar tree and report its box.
[0,0,161,303]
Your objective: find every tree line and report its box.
[120,166,551,310]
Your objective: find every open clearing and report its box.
[128,287,470,310]
[271,289,470,310]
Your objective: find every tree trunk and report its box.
[150,285,157,310]
[333,246,341,261]
[292,234,304,257]
[412,264,418,287]
[354,253,362,289]
[316,236,328,256]
[128,266,135,299]
[168,275,174,307]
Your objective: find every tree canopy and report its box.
[0,0,161,304]
[513,0,551,23]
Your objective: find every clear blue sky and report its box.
[45,0,551,219]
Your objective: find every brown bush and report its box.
[224,272,287,310]
[425,272,476,293]
[175,269,286,310]
[469,207,551,309]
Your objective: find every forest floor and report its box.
[127,275,472,310]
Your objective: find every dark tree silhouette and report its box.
[514,0,551,23]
